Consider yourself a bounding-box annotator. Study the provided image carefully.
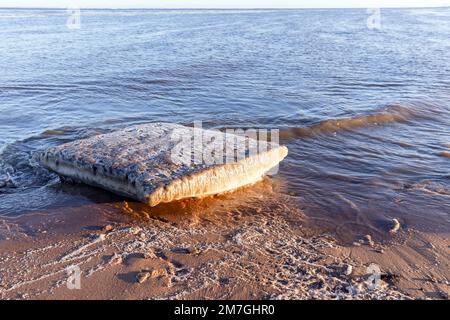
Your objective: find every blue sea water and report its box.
[0,8,449,240]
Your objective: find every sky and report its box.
[1,0,450,9]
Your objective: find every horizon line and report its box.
[1,6,450,10]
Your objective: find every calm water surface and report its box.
[0,8,449,241]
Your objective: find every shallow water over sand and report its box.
[0,8,449,241]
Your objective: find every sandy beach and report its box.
[1,180,448,300]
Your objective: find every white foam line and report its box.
[60,235,106,262]
[25,241,67,255]
[1,269,65,293]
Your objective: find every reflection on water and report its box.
[0,8,450,242]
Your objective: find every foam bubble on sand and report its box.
[39,123,288,206]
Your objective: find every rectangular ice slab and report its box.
[39,123,288,206]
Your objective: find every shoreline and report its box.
[1,182,448,300]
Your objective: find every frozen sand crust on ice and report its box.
[39,123,288,206]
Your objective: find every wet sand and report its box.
[0,179,448,300]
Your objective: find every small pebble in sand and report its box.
[137,232,147,241]
[136,268,167,283]
[363,235,374,247]
[344,264,353,276]
[151,268,168,278]
[110,254,123,265]
[129,226,141,235]
[143,248,158,259]
[98,233,106,241]
[136,271,151,284]
[389,218,400,234]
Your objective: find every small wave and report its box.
[408,180,450,197]
[280,102,443,139]
[0,142,56,194]
[441,151,450,159]
[0,126,104,195]
[0,83,78,91]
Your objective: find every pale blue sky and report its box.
[1,0,450,9]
